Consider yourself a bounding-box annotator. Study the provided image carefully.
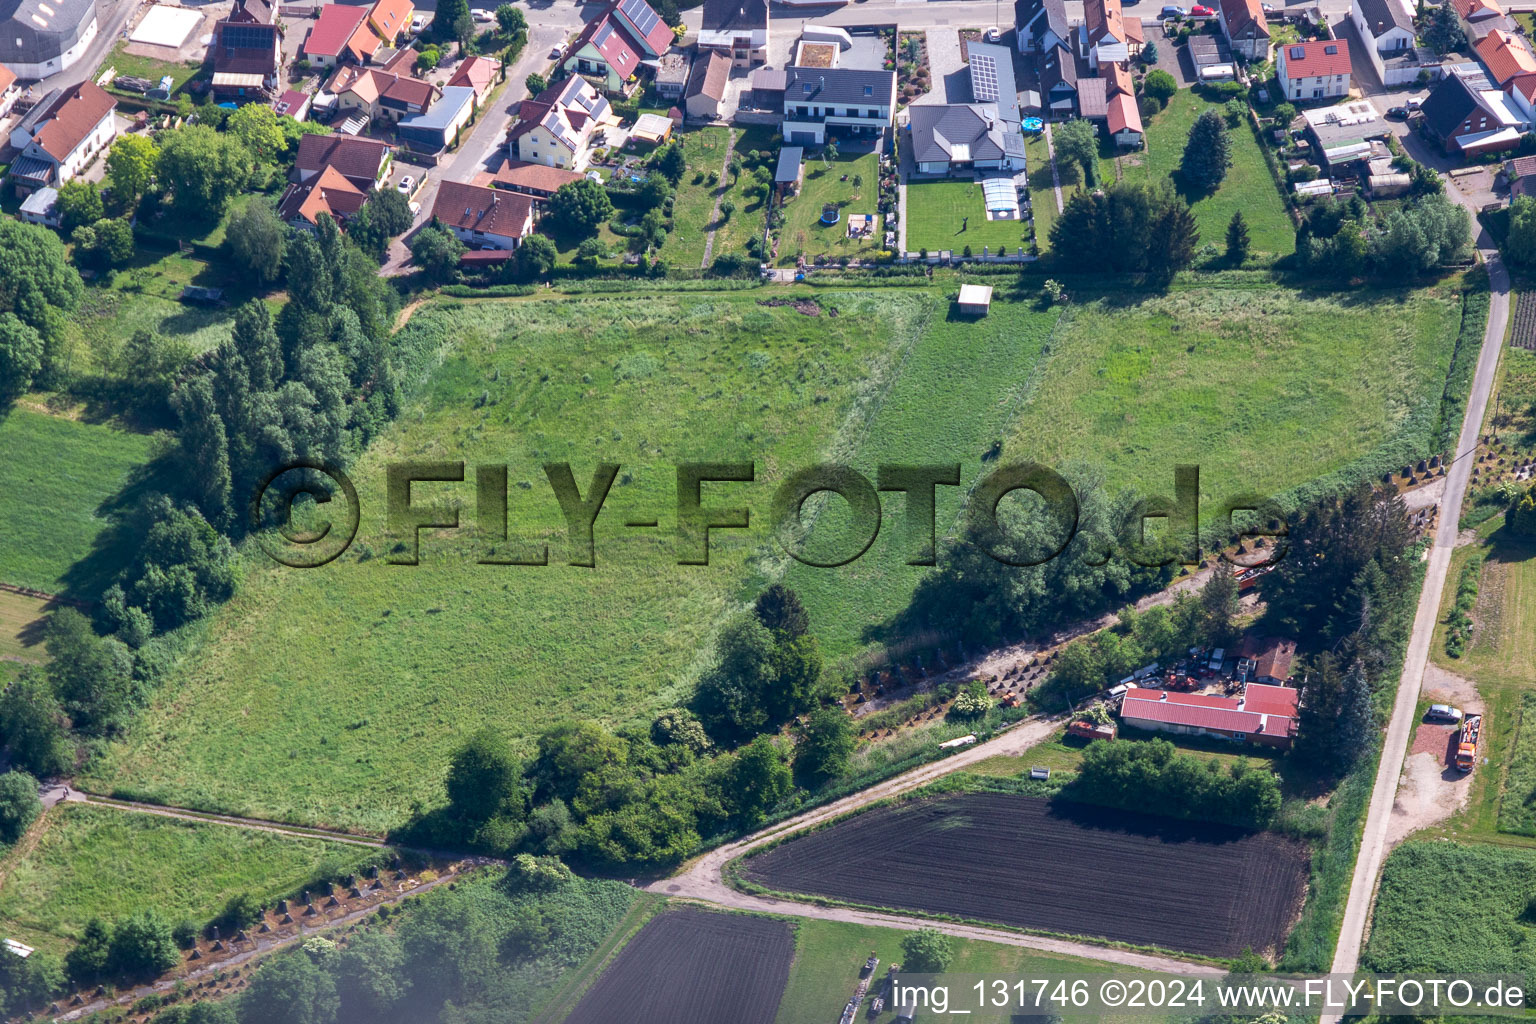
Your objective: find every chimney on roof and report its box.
[1160,691,1168,701]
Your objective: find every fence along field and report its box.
[742,793,1309,959]
[563,908,793,1024]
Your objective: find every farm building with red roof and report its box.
[1120,684,1299,749]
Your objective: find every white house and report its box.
[1217,0,1270,61]
[0,0,98,79]
[1015,0,1070,54]
[507,76,612,169]
[0,63,19,118]
[1276,39,1353,101]
[7,81,117,195]
[1351,0,1418,84]
[778,66,896,145]
[431,180,536,250]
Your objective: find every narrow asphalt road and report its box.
[645,713,1222,974]
[1323,197,1512,1000]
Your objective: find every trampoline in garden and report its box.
[819,203,840,225]
[1022,117,1044,134]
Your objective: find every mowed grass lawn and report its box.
[782,292,1063,661]
[905,179,1034,256]
[777,144,882,265]
[0,591,50,666]
[90,292,928,832]
[665,127,737,269]
[0,409,156,595]
[0,804,377,954]
[1113,88,1294,256]
[1001,283,1465,508]
[1024,131,1058,250]
[775,918,1154,1024]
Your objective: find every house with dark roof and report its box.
[1420,68,1527,154]
[294,133,393,190]
[324,64,438,122]
[698,0,768,67]
[0,0,98,78]
[1120,684,1300,749]
[1451,0,1517,42]
[304,3,382,68]
[613,0,673,57]
[210,0,282,103]
[432,180,536,250]
[508,76,613,168]
[684,49,730,119]
[1351,0,1416,82]
[908,103,1025,175]
[6,80,115,195]
[1038,44,1080,115]
[563,7,643,92]
[1015,0,1070,54]
[1081,0,1143,68]
[1217,0,1269,60]
[1276,39,1352,101]
[775,67,896,145]
[278,164,369,227]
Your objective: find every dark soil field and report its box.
[564,908,794,1024]
[742,794,1309,958]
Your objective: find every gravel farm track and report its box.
[741,793,1310,960]
[562,908,794,1024]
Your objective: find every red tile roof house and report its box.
[0,63,19,119]
[5,80,116,195]
[432,179,536,250]
[304,3,383,69]
[366,0,414,46]
[278,164,369,227]
[1120,683,1301,750]
[324,64,438,122]
[562,6,645,93]
[446,55,502,102]
[480,157,585,198]
[1276,39,1352,102]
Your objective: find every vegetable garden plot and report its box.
[743,793,1309,958]
[564,908,794,1024]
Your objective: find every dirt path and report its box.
[1324,212,1511,1003]
[699,127,738,270]
[1386,668,1484,846]
[645,712,1220,973]
[64,792,391,849]
[1042,122,1064,213]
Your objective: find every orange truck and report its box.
[1455,714,1483,772]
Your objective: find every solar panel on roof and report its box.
[1289,45,1303,57]
[620,0,660,35]
[1324,43,1337,53]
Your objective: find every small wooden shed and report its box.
[957,284,993,315]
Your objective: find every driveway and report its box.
[383,3,590,272]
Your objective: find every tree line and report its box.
[1065,737,1282,829]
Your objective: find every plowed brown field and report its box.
[742,794,1308,958]
[564,908,794,1024]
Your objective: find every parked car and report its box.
[549,46,562,59]
[1160,5,1187,17]
[410,13,428,32]
[396,174,416,195]
[1406,98,1422,111]
[1386,106,1409,120]
[470,7,493,22]
[1427,704,1464,723]
[1190,4,1214,15]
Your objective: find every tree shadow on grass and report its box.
[55,447,185,601]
